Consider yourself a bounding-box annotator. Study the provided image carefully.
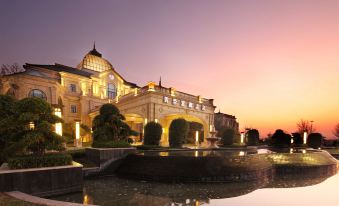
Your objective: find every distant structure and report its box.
[214,111,239,133]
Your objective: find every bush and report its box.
[271,129,291,148]
[307,133,323,149]
[92,104,137,145]
[144,122,162,146]
[246,129,259,146]
[92,140,131,148]
[8,153,72,169]
[292,132,303,146]
[220,128,235,146]
[169,118,189,148]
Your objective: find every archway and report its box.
[158,114,210,146]
[124,113,144,143]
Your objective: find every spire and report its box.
[89,42,102,57]
[159,76,162,87]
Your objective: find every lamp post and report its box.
[240,132,245,144]
[54,108,62,136]
[75,120,82,148]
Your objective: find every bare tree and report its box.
[334,124,339,139]
[0,63,25,76]
[297,119,316,134]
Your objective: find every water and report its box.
[52,172,338,206]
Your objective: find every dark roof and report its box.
[24,63,93,78]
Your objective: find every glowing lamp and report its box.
[29,122,35,130]
[195,131,199,145]
[147,82,155,92]
[240,132,245,144]
[54,108,62,136]
[303,131,308,144]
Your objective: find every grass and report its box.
[0,193,42,206]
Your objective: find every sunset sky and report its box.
[1,0,339,138]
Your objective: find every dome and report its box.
[77,44,113,72]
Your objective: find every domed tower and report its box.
[77,43,114,73]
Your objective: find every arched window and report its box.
[29,89,47,100]
[107,83,117,99]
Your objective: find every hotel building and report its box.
[0,46,219,146]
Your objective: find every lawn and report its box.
[0,193,42,206]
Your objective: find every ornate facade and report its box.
[0,46,217,146]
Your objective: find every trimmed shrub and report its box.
[220,128,235,146]
[144,122,162,146]
[8,153,72,169]
[246,129,259,146]
[271,129,291,148]
[92,140,131,148]
[169,118,189,148]
[292,132,303,146]
[307,133,323,149]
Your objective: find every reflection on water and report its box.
[52,172,338,206]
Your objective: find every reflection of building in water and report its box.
[0,45,219,146]
[214,111,239,133]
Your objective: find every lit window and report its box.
[107,83,117,99]
[28,89,47,100]
[70,105,77,113]
[69,84,77,92]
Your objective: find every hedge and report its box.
[92,140,131,148]
[144,122,162,146]
[169,118,189,148]
[8,153,72,169]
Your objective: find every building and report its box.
[214,111,239,134]
[0,45,217,146]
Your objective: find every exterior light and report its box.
[239,151,245,156]
[302,149,306,154]
[240,132,245,144]
[291,138,294,144]
[29,122,35,130]
[303,131,308,144]
[147,82,155,92]
[170,87,175,96]
[144,118,148,124]
[195,131,199,145]
[134,88,138,96]
[198,95,202,103]
[155,119,158,123]
[195,151,198,157]
[290,148,293,154]
[75,121,81,147]
[54,108,62,136]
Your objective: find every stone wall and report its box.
[0,162,83,197]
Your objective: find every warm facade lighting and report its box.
[54,108,62,136]
[198,95,202,103]
[29,122,35,130]
[155,119,158,123]
[195,131,199,145]
[239,151,245,156]
[75,121,81,147]
[147,82,155,92]
[144,118,148,125]
[240,132,245,144]
[303,131,308,144]
[170,87,175,96]
[134,88,138,96]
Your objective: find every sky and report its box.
[1,0,339,138]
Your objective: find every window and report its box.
[28,89,47,100]
[69,84,77,92]
[107,83,117,99]
[70,105,77,113]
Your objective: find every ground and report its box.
[0,193,41,206]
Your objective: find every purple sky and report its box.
[1,0,339,138]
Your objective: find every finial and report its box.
[159,76,162,87]
[93,41,96,50]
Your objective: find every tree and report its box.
[186,122,204,144]
[297,119,315,134]
[144,122,162,146]
[92,104,136,144]
[307,133,323,149]
[246,129,259,146]
[169,118,189,148]
[271,129,291,148]
[0,95,16,163]
[0,97,65,158]
[220,128,235,146]
[292,132,303,146]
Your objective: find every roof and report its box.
[24,63,93,78]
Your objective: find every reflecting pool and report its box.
[52,172,338,206]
